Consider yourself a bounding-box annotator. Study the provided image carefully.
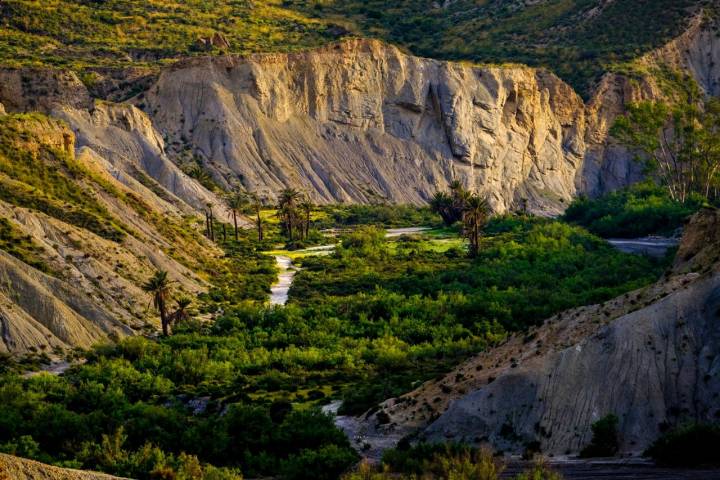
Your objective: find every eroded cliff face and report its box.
[143,41,603,214]
[0,16,716,214]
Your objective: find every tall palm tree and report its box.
[430,191,455,226]
[462,194,490,258]
[226,191,248,241]
[277,188,301,241]
[250,193,264,241]
[142,270,172,336]
[299,198,314,239]
[205,203,215,241]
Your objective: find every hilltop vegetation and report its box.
[0,0,709,95]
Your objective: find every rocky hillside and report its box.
[0,453,128,480]
[2,12,717,214]
[355,207,720,457]
[0,113,223,355]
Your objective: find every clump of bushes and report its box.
[563,181,702,238]
[580,414,619,458]
[645,423,720,467]
[345,443,561,479]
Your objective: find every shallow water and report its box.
[269,255,296,306]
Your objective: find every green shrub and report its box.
[580,414,619,458]
[645,423,720,467]
[563,182,702,238]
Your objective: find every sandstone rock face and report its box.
[0,453,129,480]
[144,41,592,213]
[360,208,720,457]
[53,102,232,221]
[141,15,716,211]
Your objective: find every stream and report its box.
[268,227,430,306]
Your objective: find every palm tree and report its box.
[250,193,264,241]
[170,296,192,326]
[205,203,215,241]
[277,188,301,241]
[462,194,490,258]
[142,270,172,336]
[226,191,248,241]
[299,198,314,239]
[430,191,455,226]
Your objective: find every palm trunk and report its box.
[233,210,238,240]
[222,223,227,241]
[256,210,264,241]
[158,297,169,336]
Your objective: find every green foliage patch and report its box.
[563,181,703,238]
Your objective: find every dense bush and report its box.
[563,182,703,238]
[347,444,561,480]
[645,423,720,467]
[580,414,619,458]
[316,204,440,229]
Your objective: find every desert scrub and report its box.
[0,115,128,241]
[0,217,49,272]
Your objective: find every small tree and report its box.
[142,270,172,336]
[226,191,248,241]
[612,90,720,203]
[462,194,490,257]
[250,193,264,241]
[299,198,314,239]
[580,414,619,458]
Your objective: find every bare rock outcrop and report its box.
[53,101,232,221]
[360,208,720,457]
[0,453,129,480]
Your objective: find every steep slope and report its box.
[0,114,222,354]
[0,453,128,480]
[357,207,720,457]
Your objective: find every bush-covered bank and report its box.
[563,182,704,238]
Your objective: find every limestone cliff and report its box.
[356,208,720,457]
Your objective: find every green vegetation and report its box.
[612,93,720,203]
[564,181,703,238]
[0,217,49,272]
[579,414,619,458]
[645,423,720,467]
[0,0,340,70]
[0,207,665,477]
[0,114,129,242]
[315,204,440,229]
[2,0,706,96]
[344,444,561,479]
[289,217,664,413]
